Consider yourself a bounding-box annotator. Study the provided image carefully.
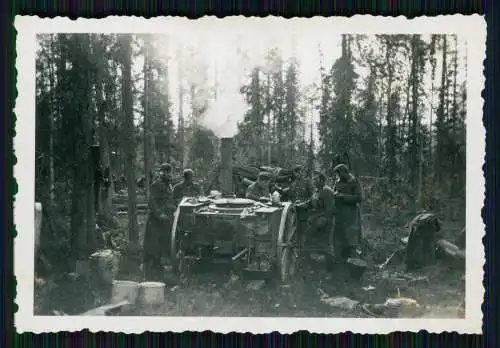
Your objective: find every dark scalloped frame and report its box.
[2,1,494,347]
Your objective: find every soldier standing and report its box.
[289,165,314,203]
[288,165,315,242]
[173,168,201,205]
[143,163,176,281]
[331,163,363,263]
[296,171,336,267]
[246,172,272,201]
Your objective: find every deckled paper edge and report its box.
[13,14,486,334]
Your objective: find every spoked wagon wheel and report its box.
[277,202,299,283]
[170,200,187,277]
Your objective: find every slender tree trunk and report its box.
[69,35,95,264]
[429,80,435,164]
[408,35,421,199]
[143,36,152,197]
[70,160,88,261]
[177,49,185,169]
[401,67,411,147]
[48,35,55,205]
[417,134,424,207]
[84,37,97,252]
[96,79,112,216]
[436,35,448,185]
[308,106,314,174]
[266,74,272,165]
[121,34,138,243]
[384,38,396,180]
[451,35,460,192]
[451,35,459,136]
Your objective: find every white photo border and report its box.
[13,14,486,334]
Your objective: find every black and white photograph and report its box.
[15,16,485,333]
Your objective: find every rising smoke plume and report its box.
[201,90,248,138]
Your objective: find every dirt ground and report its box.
[34,210,465,318]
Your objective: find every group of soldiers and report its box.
[143,164,201,280]
[142,161,363,280]
[245,164,363,269]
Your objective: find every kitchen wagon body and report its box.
[170,196,299,282]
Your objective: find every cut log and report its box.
[455,227,466,249]
[114,203,148,212]
[436,239,465,265]
[80,300,130,316]
[437,239,460,253]
[112,194,147,205]
[456,249,465,259]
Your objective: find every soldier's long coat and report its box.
[143,179,175,261]
[332,174,363,254]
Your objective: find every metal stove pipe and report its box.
[219,137,233,196]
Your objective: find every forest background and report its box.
[34,32,466,271]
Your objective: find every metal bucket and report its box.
[111,280,140,305]
[139,282,165,306]
[346,258,368,279]
[91,250,120,284]
[384,297,420,317]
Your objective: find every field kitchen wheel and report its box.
[170,198,187,276]
[277,202,299,282]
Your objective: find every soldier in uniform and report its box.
[143,163,176,280]
[173,168,201,205]
[331,163,363,263]
[289,165,314,203]
[288,165,315,240]
[296,171,336,266]
[246,172,272,201]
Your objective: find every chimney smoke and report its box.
[219,137,233,196]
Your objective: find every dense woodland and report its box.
[35,34,466,270]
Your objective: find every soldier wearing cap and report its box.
[298,171,335,211]
[296,171,336,267]
[173,168,201,205]
[289,165,314,203]
[331,163,363,263]
[246,172,271,201]
[143,163,176,280]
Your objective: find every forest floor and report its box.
[34,209,465,318]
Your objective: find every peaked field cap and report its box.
[183,168,194,176]
[160,163,172,171]
[333,163,349,173]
